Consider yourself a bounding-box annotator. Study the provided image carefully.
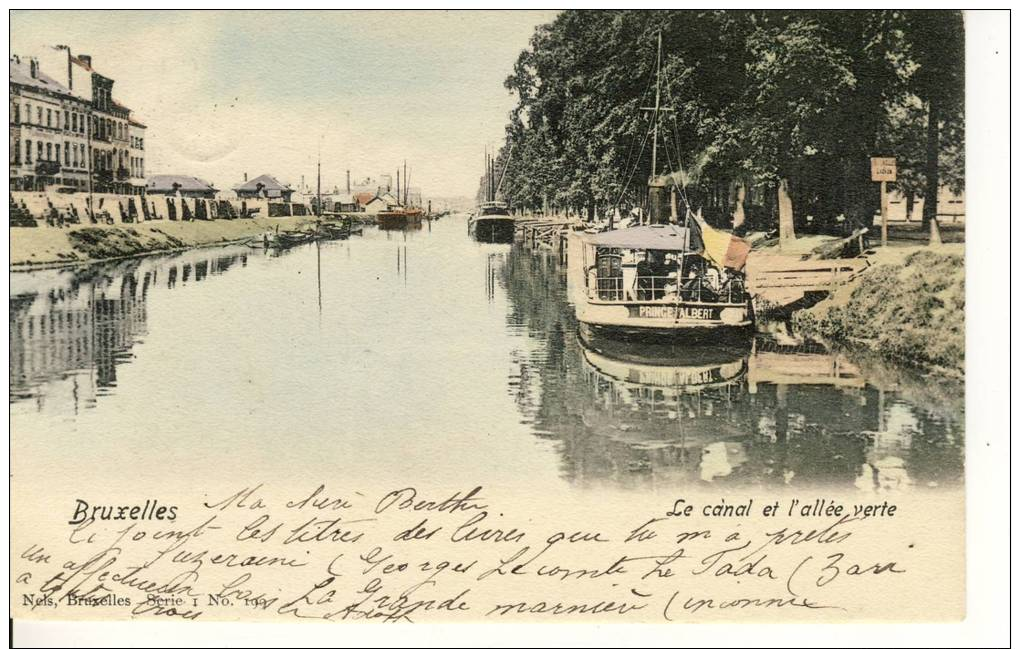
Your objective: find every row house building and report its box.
[9,55,91,191]
[9,47,146,195]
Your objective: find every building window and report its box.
[46,142,52,160]
[25,140,31,163]
[64,144,69,166]
[80,143,85,167]
[12,103,19,124]
[72,145,77,167]
[13,140,19,164]
[37,141,42,161]
[55,144,60,164]
[36,106,42,124]
[46,109,52,127]
[64,110,70,130]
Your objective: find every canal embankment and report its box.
[10,215,321,269]
[792,244,965,375]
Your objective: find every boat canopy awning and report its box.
[585,225,703,253]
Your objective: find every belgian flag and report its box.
[689,209,751,271]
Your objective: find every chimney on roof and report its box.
[29,58,38,79]
[244,172,248,182]
[79,54,92,67]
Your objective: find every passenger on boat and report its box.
[636,251,674,300]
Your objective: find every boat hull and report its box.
[469,217,516,243]
[378,211,424,230]
[578,324,753,365]
[577,300,754,344]
[579,321,753,345]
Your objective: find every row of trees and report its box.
[483,10,964,233]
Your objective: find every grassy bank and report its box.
[10,216,321,268]
[792,246,965,375]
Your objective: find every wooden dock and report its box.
[745,254,870,306]
[516,219,576,257]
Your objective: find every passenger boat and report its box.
[566,31,753,342]
[568,223,753,341]
[468,200,516,243]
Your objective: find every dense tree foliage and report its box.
[484,10,964,233]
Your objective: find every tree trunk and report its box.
[731,181,746,230]
[922,95,941,229]
[778,178,796,243]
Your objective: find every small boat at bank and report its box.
[377,206,424,230]
[245,229,316,250]
[468,201,516,243]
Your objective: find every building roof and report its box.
[129,118,147,128]
[9,57,74,98]
[354,192,375,206]
[147,175,217,193]
[234,174,292,193]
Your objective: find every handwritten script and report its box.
[13,484,954,623]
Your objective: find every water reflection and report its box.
[10,248,248,412]
[501,245,964,492]
[9,222,964,494]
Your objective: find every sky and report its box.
[11,10,558,199]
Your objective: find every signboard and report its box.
[627,305,721,320]
[871,157,897,182]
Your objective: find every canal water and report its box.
[10,216,964,496]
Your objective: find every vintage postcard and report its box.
[6,7,1010,646]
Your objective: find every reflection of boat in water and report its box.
[580,330,749,389]
[469,201,516,243]
[577,332,750,431]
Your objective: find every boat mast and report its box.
[651,30,662,180]
[494,142,515,198]
[640,31,673,224]
[316,148,322,217]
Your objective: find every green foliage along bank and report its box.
[792,249,964,374]
[492,10,964,233]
